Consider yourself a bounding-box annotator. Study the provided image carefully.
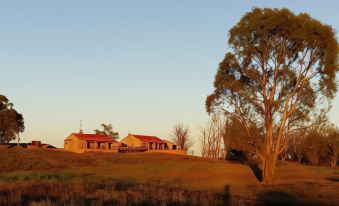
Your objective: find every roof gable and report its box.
[132,134,165,143]
[71,133,118,143]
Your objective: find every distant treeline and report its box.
[200,114,339,168]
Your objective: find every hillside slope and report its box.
[0,148,338,205]
[0,148,257,191]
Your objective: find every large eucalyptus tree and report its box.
[206,8,338,184]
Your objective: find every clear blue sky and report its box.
[1,0,338,154]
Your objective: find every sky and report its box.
[1,0,339,154]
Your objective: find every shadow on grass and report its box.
[227,160,263,182]
[227,154,263,182]
[326,177,339,182]
[224,185,230,206]
[248,163,263,182]
[257,190,322,206]
[212,185,231,206]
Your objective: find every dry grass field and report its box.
[0,148,338,206]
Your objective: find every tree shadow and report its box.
[217,185,231,206]
[226,159,263,182]
[223,185,231,205]
[248,162,263,182]
[326,177,339,182]
[227,150,263,182]
[257,190,322,206]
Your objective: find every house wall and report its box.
[64,134,85,153]
[164,141,175,150]
[120,134,144,147]
[120,135,184,153]
[64,134,119,153]
[107,142,120,151]
[85,141,119,153]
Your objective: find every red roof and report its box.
[132,134,165,143]
[72,133,118,143]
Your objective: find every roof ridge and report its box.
[132,134,157,137]
[73,133,110,136]
[131,134,165,143]
[72,133,118,143]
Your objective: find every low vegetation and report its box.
[0,148,338,205]
[0,180,226,206]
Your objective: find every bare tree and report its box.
[171,124,193,153]
[200,115,229,159]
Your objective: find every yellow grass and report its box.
[0,148,338,205]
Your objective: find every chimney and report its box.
[79,120,83,134]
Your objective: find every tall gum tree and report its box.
[206,8,338,185]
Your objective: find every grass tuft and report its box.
[0,172,76,182]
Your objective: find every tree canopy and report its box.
[0,95,25,143]
[94,123,119,139]
[206,8,338,184]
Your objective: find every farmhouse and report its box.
[120,133,185,154]
[64,132,120,153]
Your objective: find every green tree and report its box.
[94,123,119,139]
[0,95,25,143]
[206,8,338,184]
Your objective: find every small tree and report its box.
[326,125,339,167]
[94,123,119,139]
[206,8,338,184]
[303,128,328,166]
[294,135,305,163]
[200,115,226,159]
[282,109,328,161]
[171,123,193,153]
[0,95,25,143]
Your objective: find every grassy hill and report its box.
[0,148,338,205]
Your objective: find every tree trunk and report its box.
[281,151,286,161]
[297,154,302,164]
[224,148,228,160]
[17,133,20,147]
[262,118,278,185]
[262,153,277,185]
[331,154,337,168]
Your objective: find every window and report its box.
[87,142,94,149]
[98,142,106,149]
